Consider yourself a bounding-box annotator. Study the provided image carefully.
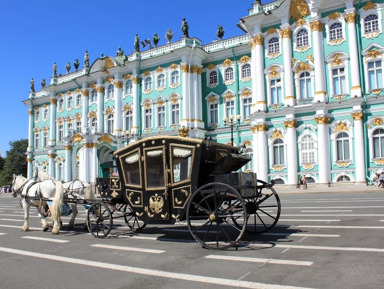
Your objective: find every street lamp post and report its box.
[223,115,241,146]
[121,131,135,145]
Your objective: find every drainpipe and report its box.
[137,57,142,138]
[231,47,241,146]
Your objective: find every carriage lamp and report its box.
[121,131,135,144]
[223,115,241,146]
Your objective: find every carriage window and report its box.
[145,149,165,187]
[172,147,193,183]
[123,152,140,186]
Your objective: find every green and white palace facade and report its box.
[24,0,384,187]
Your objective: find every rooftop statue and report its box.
[134,34,140,52]
[217,25,225,39]
[115,46,127,65]
[165,29,173,44]
[74,59,80,71]
[52,62,57,77]
[153,33,160,47]
[41,79,46,88]
[30,78,35,92]
[181,18,189,38]
[66,62,71,74]
[84,50,90,67]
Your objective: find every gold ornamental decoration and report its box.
[269,66,280,77]
[180,65,189,73]
[328,12,340,20]
[207,63,216,70]
[223,59,233,67]
[98,134,113,144]
[363,1,376,11]
[279,28,292,39]
[290,0,309,20]
[315,116,331,124]
[240,55,250,63]
[310,20,324,32]
[170,63,178,69]
[351,112,364,121]
[270,130,283,140]
[89,83,96,88]
[241,90,251,97]
[156,66,164,73]
[208,95,217,103]
[72,133,83,144]
[296,19,306,27]
[367,50,382,59]
[334,122,349,133]
[96,86,104,93]
[295,61,311,73]
[105,76,114,83]
[113,81,123,89]
[251,124,268,132]
[124,74,132,80]
[373,118,384,126]
[332,53,344,66]
[266,27,277,35]
[132,76,139,84]
[344,13,356,24]
[178,126,189,137]
[50,98,57,105]
[249,35,263,49]
[284,120,297,128]
[225,92,234,100]
[81,90,89,96]
[143,71,151,76]
[104,58,115,69]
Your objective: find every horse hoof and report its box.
[43,227,49,232]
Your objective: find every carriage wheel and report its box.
[232,184,281,234]
[86,202,113,238]
[186,182,246,250]
[123,204,146,231]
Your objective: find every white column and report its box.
[256,124,268,182]
[311,20,327,102]
[284,120,298,185]
[81,84,89,133]
[180,63,190,127]
[352,111,366,183]
[96,78,104,133]
[280,27,295,106]
[131,75,140,136]
[82,143,91,183]
[113,76,123,136]
[27,109,34,153]
[91,143,98,182]
[345,11,362,97]
[27,157,33,179]
[49,94,57,146]
[48,151,55,177]
[316,116,331,184]
[64,144,72,182]
[250,35,266,112]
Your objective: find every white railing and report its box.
[57,70,85,85]
[203,35,250,52]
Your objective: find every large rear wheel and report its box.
[186,182,246,250]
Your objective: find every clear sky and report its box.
[0,0,273,157]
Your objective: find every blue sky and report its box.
[0,0,273,157]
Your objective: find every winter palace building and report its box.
[24,0,384,188]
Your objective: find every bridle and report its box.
[11,176,31,198]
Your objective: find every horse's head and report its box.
[11,174,21,198]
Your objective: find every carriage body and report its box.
[91,136,280,248]
[109,136,251,225]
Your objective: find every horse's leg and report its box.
[68,203,78,229]
[21,199,30,232]
[36,207,50,232]
[49,204,61,234]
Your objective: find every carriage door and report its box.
[168,144,195,221]
[143,146,170,222]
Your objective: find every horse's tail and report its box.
[50,181,64,221]
[84,184,95,200]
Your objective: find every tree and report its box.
[0,139,28,186]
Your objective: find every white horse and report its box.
[33,168,95,229]
[11,174,64,234]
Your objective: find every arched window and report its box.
[171,103,180,125]
[373,128,384,158]
[67,96,73,108]
[296,29,309,48]
[336,132,350,161]
[144,77,152,91]
[209,71,218,85]
[270,78,282,104]
[43,130,48,148]
[243,147,253,172]
[107,84,114,99]
[76,94,81,106]
[90,89,97,102]
[76,119,82,133]
[58,124,63,142]
[272,139,284,165]
[90,117,97,131]
[58,98,64,110]
[329,22,343,40]
[34,132,39,149]
[337,175,350,182]
[301,135,315,163]
[268,37,279,54]
[107,114,114,134]
[34,110,40,122]
[157,74,165,88]
[171,71,179,85]
[224,67,234,82]
[57,163,63,180]
[241,64,251,78]
[43,108,48,120]
[125,110,133,131]
[364,14,379,33]
[299,71,312,99]
[157,105,165,127]
[125,80,133,94]
[367,60,383,90]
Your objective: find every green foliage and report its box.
[0,139,28,186]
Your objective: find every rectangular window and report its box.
[157,106,165,127]
[226,100,235,118]
[171,103,179,125]
[210,103,218,124]
[271,79,282,104]
[144,108,152,129]
[368,60,383,90]
[243,98,252,119]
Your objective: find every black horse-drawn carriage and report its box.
[90,136,280,249]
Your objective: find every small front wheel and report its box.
[86,202,113,238]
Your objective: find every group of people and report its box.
[373,172,384,188]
